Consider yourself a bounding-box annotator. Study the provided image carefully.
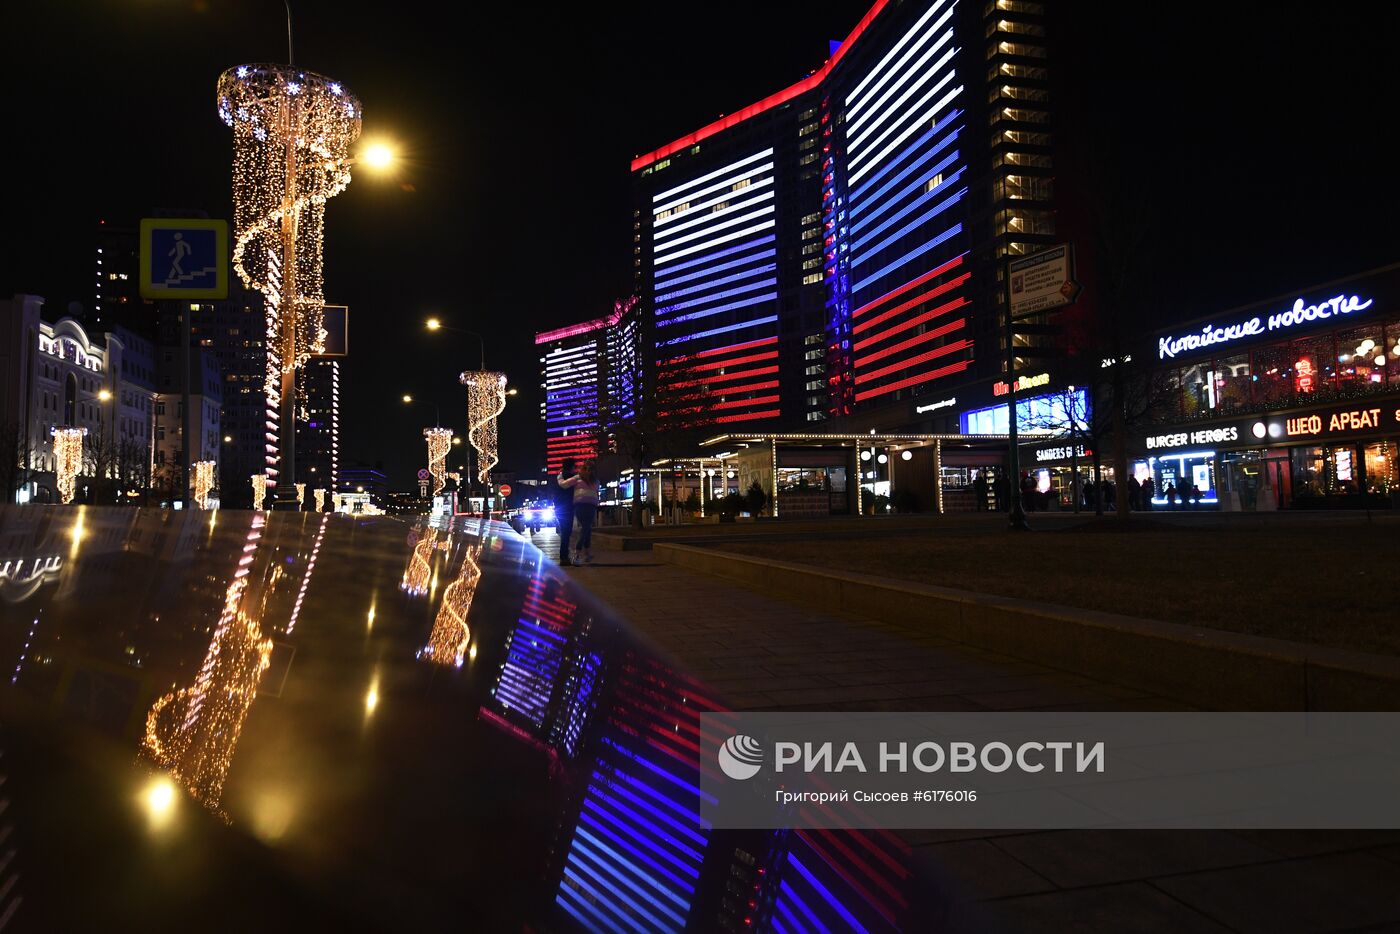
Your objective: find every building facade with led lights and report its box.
[536,299,642,474]
[0,295,158,503]
[629,0,1059,436]
[297,357,342,495]
[154,347,223,500]
[1135,264,1400,510]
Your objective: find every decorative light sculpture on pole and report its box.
[423,541,481,668]
[332,491,343,513]
[294,482,306,509]
[52,428,86,505]
[460,370,508,489]
[191,460,216,510]
[313,488,326,513]
[423,427,453,497]
[218,64,361,508]
[251,473,269,512]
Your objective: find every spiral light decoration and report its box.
[314,488,326,512]
[400,527,441,597]
[332,492,343,513]
[144,514,274,811]
[251,473,268,511]
[191,460,216,510]
[52,427,86,505]
[295,482,306,508]
[423,427,453,496]
[218,64,361,483]
[423,542,482,668]
[460,370,508,484]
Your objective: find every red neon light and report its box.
[690,350,779,372]
[856,359,971,401]
[854,280,969,338]
[694,335,778,358]
[853,255,965,318]
[856,318,965,367]
[629,0,894,172]
[700,365,779,384]
[856,339,970,384]
[712,394,779,411]
[715,408,782,423]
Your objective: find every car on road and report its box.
[522,501,556,533]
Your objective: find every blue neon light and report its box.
[787,853,871,934]
[851,224,963,296]
[652,235,777,281]
[657,288,778,326]
[849,109,962,203]
[568,842,688,926]
[657,314,779,347]
[851,156,962,239]
[657,276,778,316]
[777,879,834,934]
[656,262,777,304]
[851,187,965,263]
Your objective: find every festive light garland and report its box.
[423,427,453,496]
[191,460,216,510]
[314,488,326,512]
[332,492,343,513]
[251,473,268,511]
[423,542,481,668]
[218,64,361,482]
[400,527,440,597]
[143,514,274,811]
[52,427,86,505]
[460,370,508,484]
[295,482,306,508]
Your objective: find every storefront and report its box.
[1142,265,1400,509]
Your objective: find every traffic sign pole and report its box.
[1004,267,1030,532]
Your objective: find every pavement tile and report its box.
[992,830,1279,888]
[909,839,1056,900]
[1229,830,1400,858]
[987,882,1233,933]
[1152,851,1400,934]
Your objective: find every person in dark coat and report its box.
[1141,476,1155,510]
[1127,475,1142,510]
[973,472,989,511]
[555,457,577,565]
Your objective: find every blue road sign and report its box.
[139,218,229,299]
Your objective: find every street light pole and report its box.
[1004,263,1030,531]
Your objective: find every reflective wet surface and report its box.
[0,507,929,932]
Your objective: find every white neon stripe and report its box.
[655,175,774,228]
[652,148,773,206]
[850,63,957,168]
[846,0,954,107]
[653,220,776,267]
[652,163,772,219]
[653,207,774,259]
[654,190,775,242]
[847,39,955,148]
[848,13,955,128]
[849,85,963,186]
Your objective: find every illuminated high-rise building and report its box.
[630,0,1058,433]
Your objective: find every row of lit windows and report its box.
[992,106,1050,125]
[993,150,1052,169]
[987,19,1046,38]
[989,84,1049,103]
[997,174,1053,201]
[987,0,1044,13]
[989,41,1046,59]
[997,208,1055,236]
[991,61,1048,81]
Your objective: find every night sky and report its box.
[3,1,1396,487]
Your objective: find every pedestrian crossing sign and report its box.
[139,218,229,299]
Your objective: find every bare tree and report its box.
[0,421,34,504]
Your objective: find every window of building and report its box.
[990,41,1047,59]
[802,272,823,285]
[925,173,945,193]
[992,106,1050,126]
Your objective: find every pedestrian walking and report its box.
[572,461,600,563]
[555,457,578,566]
[1127,475,1141,510]
[1141,476,1154,511]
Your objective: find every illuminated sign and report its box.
[993,372,1049,396]
[1286,406,1396,438]
[1145,426,1239,450]
[914,396,956,414]
[1035,444,1088,462]
[1157,293,1373,360]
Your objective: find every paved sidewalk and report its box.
[564,550,1400,934]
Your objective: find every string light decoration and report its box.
[143,514,274,811]
[190,460,216,510]
[295,482,306,508]
[314,488,326,512]
[251,473,268,511]
[400,527,440,597]
[460,370,508,484]
[51,427,86,505]
[423,427,453,496]
[332,492,343,513]
[422,542,482,668]
[217,64,362,485]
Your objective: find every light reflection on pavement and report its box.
[0,506,926,931]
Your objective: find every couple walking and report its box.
[556,457,599,566]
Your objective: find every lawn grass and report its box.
[715,518,1400,656]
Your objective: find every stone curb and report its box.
[652,543,1400,711]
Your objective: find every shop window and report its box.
[1251,343,1293,408]
[1336,323,1387,391]
[1180,363,1210,417]
[1214,353,1251,413]
[1290,335,1336,399]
